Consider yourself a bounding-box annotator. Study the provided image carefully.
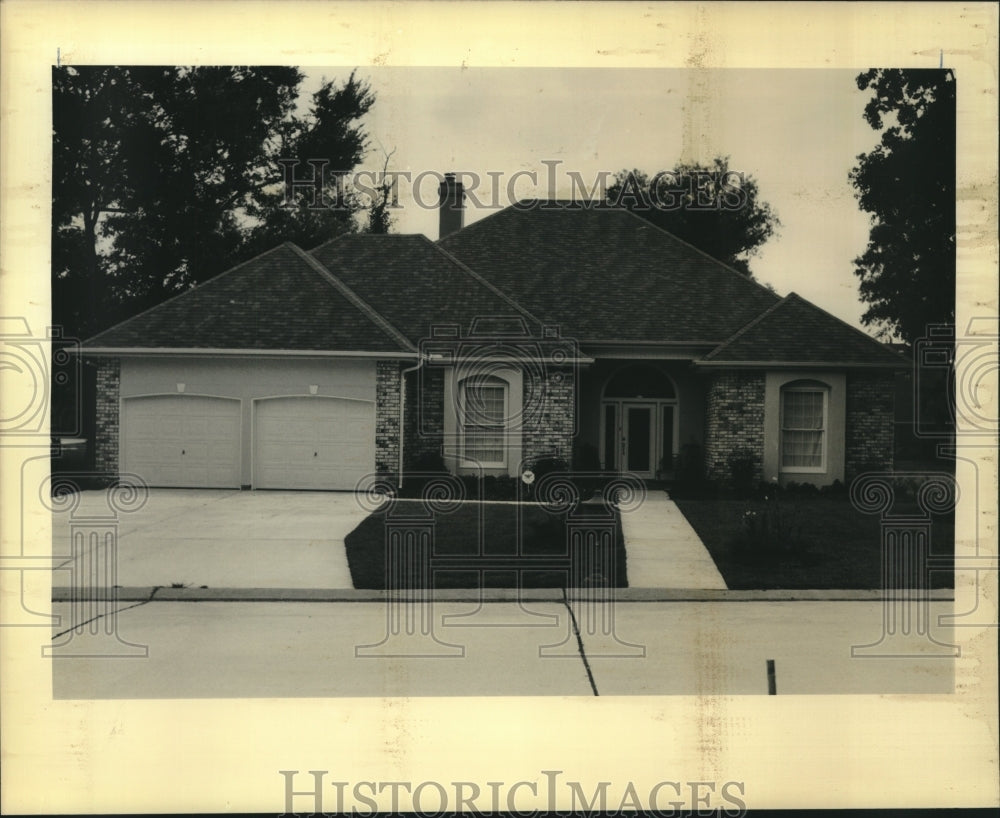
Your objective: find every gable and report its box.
[701,293,908,368]
[309,233,543,343]
[83,243,413,353]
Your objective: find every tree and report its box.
[605,156,780,277]
[849,68,956,344]
[52,66,376,338]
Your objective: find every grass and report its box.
[674,495,954,590]
[345,501,628,590]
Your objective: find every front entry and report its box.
[600,364,678,479]
[623,403,655,477]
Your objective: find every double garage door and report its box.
[122,395,374,490]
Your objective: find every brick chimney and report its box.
[438,173,465,239]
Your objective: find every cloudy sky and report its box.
[303,67,883,332]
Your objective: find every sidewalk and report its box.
[621,490,728,589]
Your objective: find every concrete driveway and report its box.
[51,489,373,590]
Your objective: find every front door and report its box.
[622,402,656,478]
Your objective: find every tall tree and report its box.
[849,68,956,344]
[52,66,376,338]
[605,156,780,277]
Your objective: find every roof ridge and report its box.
[416,234,548,332]
[781,292,908,362]
[308,232,352,254]
[703,290,907,365]
[615,205,782,301]
[435,203,520,245]
[286,243,417,352]
[703,293,793,360]
[83,243,293,346]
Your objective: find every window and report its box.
[460,376,507,465]
[780,384,828,471]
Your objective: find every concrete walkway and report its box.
[621,490,728,589]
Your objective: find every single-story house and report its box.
[81,177,905,491]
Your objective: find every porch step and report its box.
[621,491,728,589]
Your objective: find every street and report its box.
[50,597,956,698]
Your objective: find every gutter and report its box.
[75,347,419,360]
[694,359,909,370]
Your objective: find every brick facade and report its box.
[845,371,895,478]
[94,358,120,475]
[374,360,402,482]
[520,366,576,467]
[403,366,444,468]
[703,370,765,482]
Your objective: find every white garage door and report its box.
[122,395,241,488]
[253,397,375,490]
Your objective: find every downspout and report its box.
[398,356,425,490]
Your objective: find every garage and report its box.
[253,396,375,490]
[122,395,242,488]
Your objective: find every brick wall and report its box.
[846,372,895,478]
[403,366,444,469]
[704,370,766,482]
[520,366,576,467]
[94,358,120,475]
[375,361,402,482]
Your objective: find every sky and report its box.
[301,67,883,332]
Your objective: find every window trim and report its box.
[458,375,508,468]
[779,383,829,474]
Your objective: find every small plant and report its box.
[735,489,804,557]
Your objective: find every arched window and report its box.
[459,375,508,466]
[603,364,676,399]
[780,380,829,472]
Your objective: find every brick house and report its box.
[81,179,905,491]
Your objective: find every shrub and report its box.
[573,441,601,472]
[409,450,447,474]
[530,457,570,483]
[727,448,758,497]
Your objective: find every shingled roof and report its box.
[438,201,781,344]
[309,233,543,342]
[700,292,907,368]
[83,242,414,353]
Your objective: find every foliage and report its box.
[52,66,377,339]
[605,156,780,277]
[727,447,758,497]
[848,69,956,344]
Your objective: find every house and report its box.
[80,176,906,491]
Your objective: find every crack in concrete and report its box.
[561,588,599,696]
[50,585,162,641]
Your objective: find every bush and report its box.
[573,441,602,472]
[408,450,447,474]
[530,456,570,483]
[727,448,758,497]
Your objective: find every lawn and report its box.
[345,501,628,590]
[674,496,955,590]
